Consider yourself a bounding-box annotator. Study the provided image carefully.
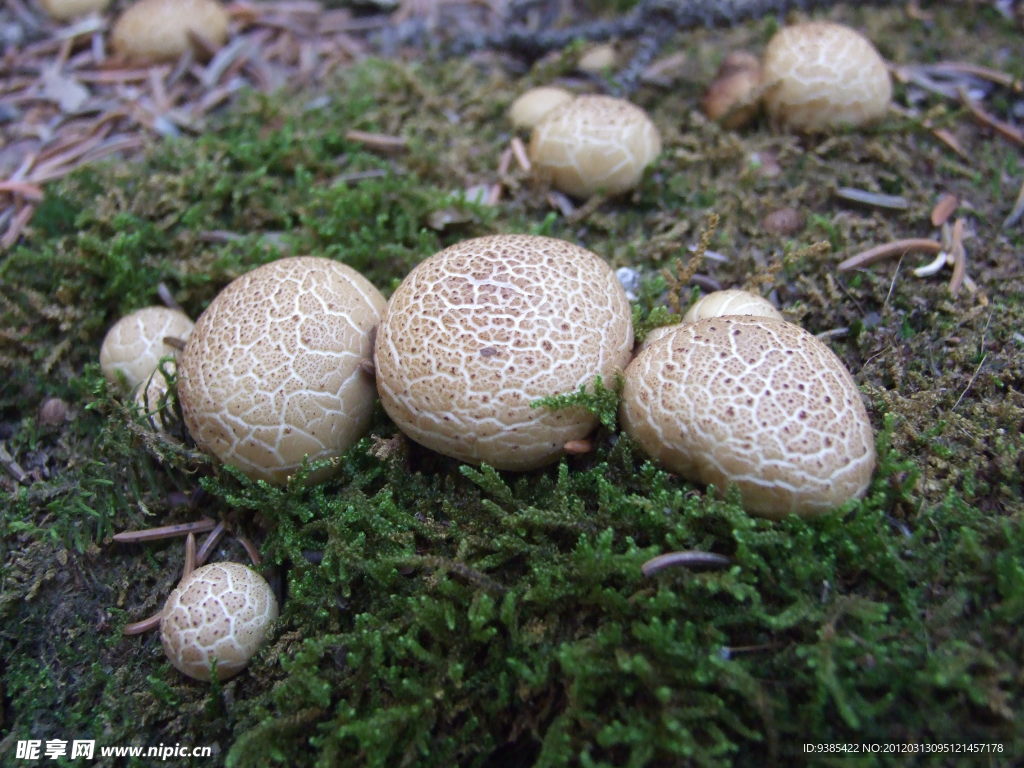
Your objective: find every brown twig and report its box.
[837,239,943,272]
[112,517,217,544]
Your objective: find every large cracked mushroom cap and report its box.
[761,21,892,132]
[160,562,278,682]
[621,316,876,518]
[178,256,386,484]
[375,234,633,471]
[528,95,661,199]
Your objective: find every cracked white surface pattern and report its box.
[762,21,892,132]
[160,562,278,682]
[99,306,194,391]
[178,257,385,484]
[621,316,876,518]
[375,235,633,470]
[529,95,661,199]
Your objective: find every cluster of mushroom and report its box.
[40,0,230,63]
[702,20,892,132]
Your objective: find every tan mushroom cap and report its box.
[621,316,876,518]
[100,306,194,391]
[701,51,763,129]
[508,86,574,131]
[39,0,110,20]
[642,289,782,351]
[375,234,633,471]
[761,21,892,132]
[178,256,386,484]
[528,95,662,198]
[111,0,230,63]
[133,361,177,432]
[160,562,278,682]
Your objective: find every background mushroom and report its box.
[621,316,876,518]
[528,95,661,198]
[642,288,782,349]
[701,51,762,130]
[760,21,892,132]
[111,0,230,63]
[160,562,278,682]
[508,86,574,131]
[99,306,194,392]
[38,0,110,20]
[375,234,633,471]
[177,256,385,484]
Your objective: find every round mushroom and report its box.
[99,306,194,392]
[39,0,110,20]
[133,362,177,432]
[621,316,876,518]
[111,0,230,62]
[642,289,782,350]
[177,256,386,484]
[761,21,892,132]
[375,234,633,471]
[508,86,574,131]
[160,562,278,682]
[701,51,762,129]
[528,95,662,198]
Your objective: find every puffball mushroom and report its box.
[39,0,110,20]
[99,306,194,391]
[375,234,633,471]
[529,95,662,198]
[177,256,386,484]
[508,86,574,131]
[702,51,762,129]
[621,316,875,518]
[111,0,230,62]
[133,362,177,432]
[160,562,278,682]
[761,21,892,132]
[642,289,782,350]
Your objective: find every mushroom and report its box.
[111,0,230,63]
[374,234,633,471]
[99,306,194,392]
[508,86,574,131]
[701,51,762,129]
[761,21,892,132]
[160,562,278,682]
[133,362,177,432]
[528,95,662,198]
[642,289,782,349]
[177,256,386,484]
[38,0,110,20]
[621,316,876,518]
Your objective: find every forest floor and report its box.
[1,1,1022,766]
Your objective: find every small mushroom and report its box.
[528,95,662,199]
[642,289,781,349]
[761,21,892,132]
[99,306,194,392]
[177,256,386,484]
[133,362,177,432]
[621,316,876,518]
[38,0,110,20]
[508,86,574,131]
[701,51,762,129]
[111,0,230,62]
[375,234,633,471]
[160,562,278,682]
[577,44,617,74]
